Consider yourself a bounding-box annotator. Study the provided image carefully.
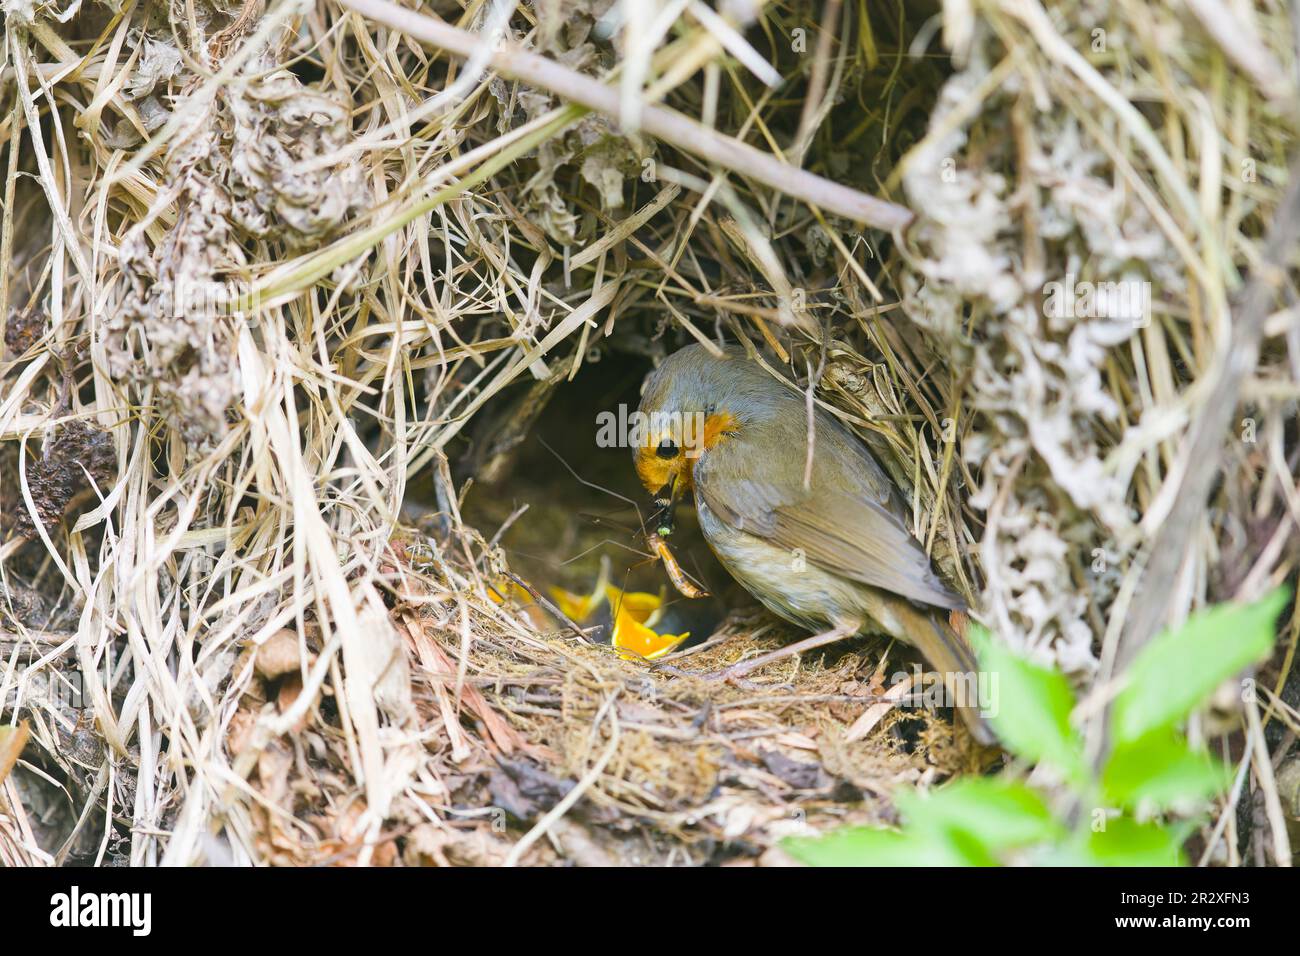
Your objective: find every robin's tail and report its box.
[887,599,996,746]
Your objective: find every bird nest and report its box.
[1,0,1298,866]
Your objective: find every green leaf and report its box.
[1112,586,1289,745]
[782,825,989,867]
[1103,730,1229,810]
[895,778,1062,849]
[783,779,1061,866]
[1084,818,1187,866]
[969,626,1085,783]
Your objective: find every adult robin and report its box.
[632,343,994,744]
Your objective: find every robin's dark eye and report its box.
[655,439,678,459]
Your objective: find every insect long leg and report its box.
[536,438,704,600]
[539,438,649,534]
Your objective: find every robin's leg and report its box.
[701,618,861,684]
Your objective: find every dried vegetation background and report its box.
[1,0,1299,865]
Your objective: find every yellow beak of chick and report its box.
[549,583,689,660]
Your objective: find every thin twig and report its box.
[334,0,913,231]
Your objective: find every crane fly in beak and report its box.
[643,475,706,597]
[577,503,708,600]
[651,480,679,537]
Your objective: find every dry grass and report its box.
[1,0,1298,865]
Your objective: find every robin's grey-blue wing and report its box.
[692,400,966,612]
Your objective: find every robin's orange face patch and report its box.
[633,411,738,497]
[701,411,739,450]
[634,447,681,497]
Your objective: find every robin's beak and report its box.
[651,473,683,537]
